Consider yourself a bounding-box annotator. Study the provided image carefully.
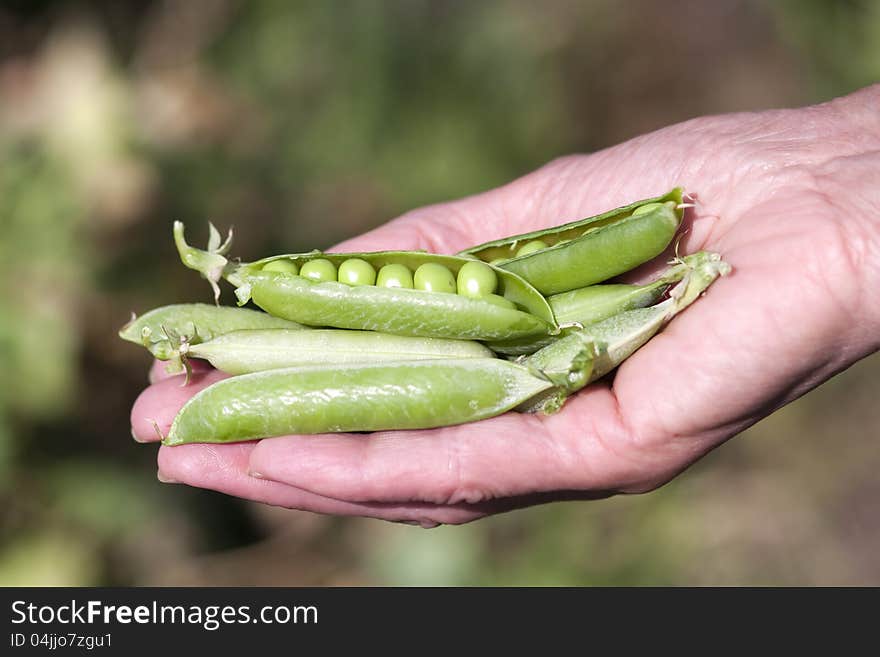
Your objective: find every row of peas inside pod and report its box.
[120,188,731,444]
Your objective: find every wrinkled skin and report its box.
[132,85,880,527]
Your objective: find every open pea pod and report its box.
[174,223,557,341]
[458,188,685,295]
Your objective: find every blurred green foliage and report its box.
[0,0,877,586]
[776,0,880,97]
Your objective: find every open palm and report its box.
[131,85,880,526]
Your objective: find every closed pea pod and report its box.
[487,251,718,355]
[524,251,732,385]
[118,303,305,362]
[163,359,558,444]
[488,281,671,356]
[548,282,670,326]
[184,328,495,374]
[173,222,556,341]
[546,251,717,326]
[458,188,685,295]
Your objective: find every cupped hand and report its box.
[131,85,880,527]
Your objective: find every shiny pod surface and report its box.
[487,250,724,356]
[526,250,732,382]
[235,251,555,341]
[187,328,495,374]
[458,188,684,295]
[547,281,671,326]
[118,303,305,360]
[164,358,554,444]
[488,281,670,356]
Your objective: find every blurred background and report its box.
[0,0,878,586]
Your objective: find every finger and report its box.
[247,384,656,505]
[131,368,228,442]
[157,442,493,526]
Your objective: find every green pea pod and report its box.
[458,188,685,295]
[184,328,495,374]
[161,255,729,445]
[173,223,557,341]
[488,250,717,355]
[522,251,732,392]
[548,282,671,327]
[163,358,559,444]
[118,303,305,361]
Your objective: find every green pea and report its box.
[376,263,414,289]
[515,239,549,257]
[481,293,516,310]
[337,258,376,286]
[300,258,337,282]
[631,202,665,217]
[413,263,456,294]
[261,259,300,275]
[456,261,498,298]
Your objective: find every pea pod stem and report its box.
[173,223,233,303]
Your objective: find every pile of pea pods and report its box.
[119,188,731,445]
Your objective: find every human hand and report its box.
[131,84,880,526]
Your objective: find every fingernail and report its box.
[157,470,179,484]
[247,470,264,479]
